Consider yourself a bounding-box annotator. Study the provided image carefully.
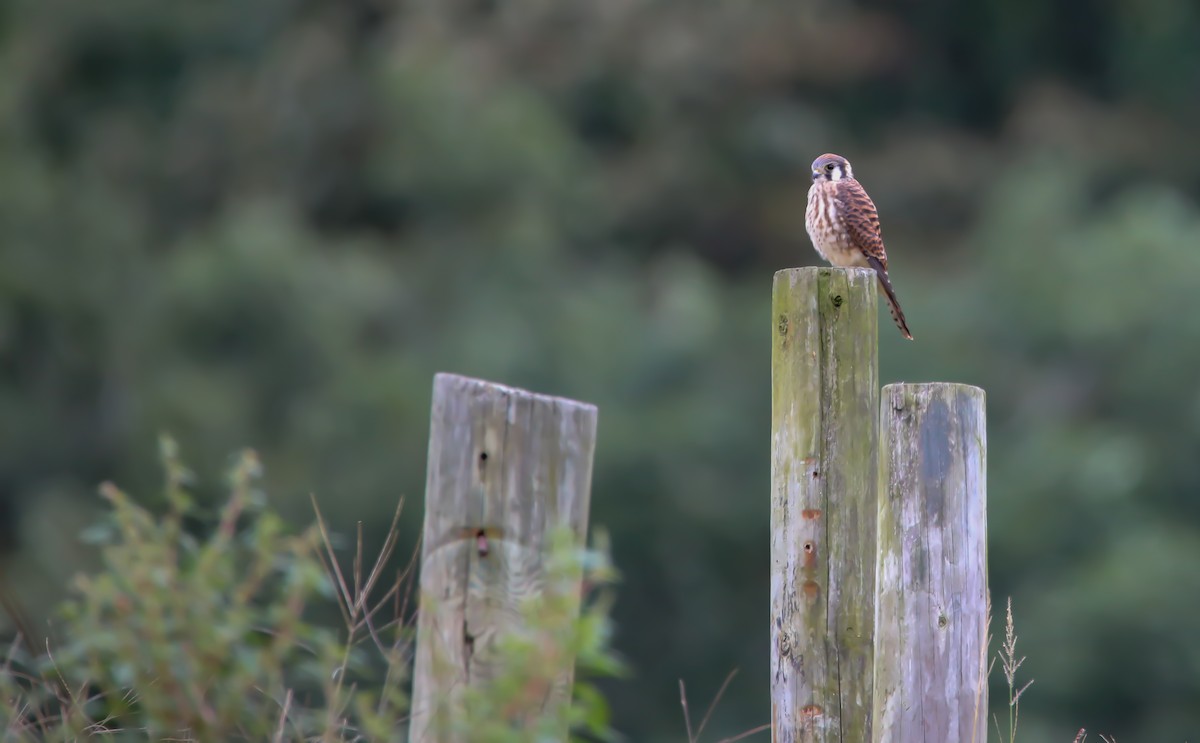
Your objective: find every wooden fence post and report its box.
[771,266,880,742]
[873,383,988,743]
[409,373,598,743]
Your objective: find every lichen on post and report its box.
[771,266,880,743]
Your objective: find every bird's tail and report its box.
[865,256,913,340]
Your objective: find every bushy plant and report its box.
[0,439,622,742]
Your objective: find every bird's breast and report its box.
[805,183,860,267]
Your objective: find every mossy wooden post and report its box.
[410,373,598,743]
[874,384,988,743]
[771,267,879,742]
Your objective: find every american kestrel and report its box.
[805,153,913,340]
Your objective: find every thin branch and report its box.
[272,688,294,743]
[679,679,695,743]
[311,495,354,627]
[696,668,739,741]
[715,723,771,743]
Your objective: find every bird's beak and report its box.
[811,170,821,179]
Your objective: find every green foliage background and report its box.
[1,1,1199,740]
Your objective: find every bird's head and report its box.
[811,153,853,182]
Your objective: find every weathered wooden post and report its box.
[873,384,988,743]
[410,373,598,742]
[771,267,879,742]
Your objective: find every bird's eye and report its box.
[825,163,836,171]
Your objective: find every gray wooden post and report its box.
[409,373,598,743]
[771,267,880,743]
[873,383,988,743]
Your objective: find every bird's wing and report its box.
[836,178,913,339]
[835,179,888,269]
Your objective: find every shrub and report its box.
[0,437,621,742]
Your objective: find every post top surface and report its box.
[772,266,875,281]
[881,382,986,397]
[433,372,598,414]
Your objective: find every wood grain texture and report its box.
[771,267,879,743]
[873,384,988,743]
[410,373,597,743]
